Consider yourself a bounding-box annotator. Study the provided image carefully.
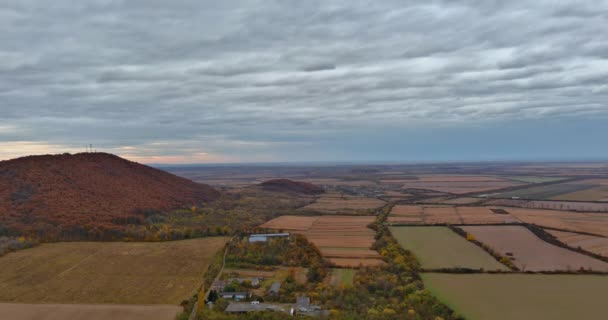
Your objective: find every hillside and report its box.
[0,153,219,237]
[259,179,324,195]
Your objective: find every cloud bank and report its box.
[1,0,607,162]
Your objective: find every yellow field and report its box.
[0,238,227,304]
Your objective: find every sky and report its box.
[1,0,607,164]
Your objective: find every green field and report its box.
[422,273,608,320]
[390,227,509,271]
[389,227,507,271]
[330,268,355,287]
[489,183,594,199]
[502,176,565,184]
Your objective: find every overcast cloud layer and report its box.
[1,0,608,163]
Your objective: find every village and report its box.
[204,232,330,318]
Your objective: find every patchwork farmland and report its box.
[486,179,608,201]
[422,273,608,320]
[260,215,384,267]
[388,205,518,224]
[461,225,608,272]
[389,226,508,271]
[545,230,608,257]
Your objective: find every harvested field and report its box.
[551,185,608,202]
[320,248,380,258]
[506,208,608,237]
[388,205,519,224]
[302,179,378,187]
[502,176,565,183]
[420,197,482,205]
[486,183,595,200]
[261,215,383,267]
[399,176,522,194]
[0,238,228,304]
[422,273,608,320]
[329,268,355,287]
[546,230,608,257]
[0,303,181,320]
[258,215,319,231]
[389,227,508,271]
[328,258,385,267]
[462,226,608,272]
[486,199,608,212]
[301,193,385,214]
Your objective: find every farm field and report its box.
[422,273,608,320]
[388,205,518,224]
[389,226,508,271]
[0,238,228,304]
[329,268,355,287]
[486,199,608,212]
[486,182,594,200]
[0,303,181,320]
[461,226,608,272]
[261,215,383,267]
[398,175,523,194]
[506,208,608,237]
[502,176,565,183]
[551,185,608,202]
[546,230,608,257]
[300,192,385,214]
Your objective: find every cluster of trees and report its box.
[0,236,38,257]
[226,235,327,274]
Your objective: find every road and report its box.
[188,242,230,320]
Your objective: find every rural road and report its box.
[188,242,230,320]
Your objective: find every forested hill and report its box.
[0,153,219,238]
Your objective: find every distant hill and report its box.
[0,153,220,237]
[259,179,324,195]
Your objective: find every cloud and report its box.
[0,0,607,162]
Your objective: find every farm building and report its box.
[248,233,290,243]
[227,277,261,287]
[268,281,282,295]
[211,280,226,291]
[218,292,250,300]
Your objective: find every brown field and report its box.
[261,215,383,267]
[0,238,227,304]
[396,175,523,194]
[388,205,518,224]
[415,175,512,182]
[546,230,608,257]
[302,179,378,187]
[0,303,181,320]
[486,199,608,212]
[258,215,319,231]
[301,193,385,214]
[327,258,385,267]
[506,208,608,237]
[551,186,608,202]
[462,226,608,272]
[419,197,482,205]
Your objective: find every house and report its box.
[268,281,281,295]
[218,292,250,300]
[224,302,288,314]
[228,277,261,287]
[296,296,311,311]
[211,280,226,291]
[248,233,290,243]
